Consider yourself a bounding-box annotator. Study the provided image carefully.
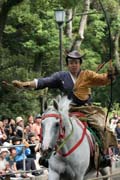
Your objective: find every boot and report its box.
[99,149,112,168]
[39,156,49,168]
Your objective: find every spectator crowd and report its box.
[0,114,43,178]
[0,111,120,178]
[109,112,120,157]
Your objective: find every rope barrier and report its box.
[0,143,42,177]
[2,169,43,176]
[0,144,36,148]
[87,169,120,180]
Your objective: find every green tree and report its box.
[0,0,119,117]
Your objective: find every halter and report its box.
[41,113,65,141]
[41,111,88,157]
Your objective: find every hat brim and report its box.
[67,54,85,59]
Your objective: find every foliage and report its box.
[0,0,119,118]
[60,0,83,9]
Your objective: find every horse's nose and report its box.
[41,147,52,157]
[41,143,52,152]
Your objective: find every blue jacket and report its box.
[14,145,31,162]
[36,71,92,105]
[37,71,75,99]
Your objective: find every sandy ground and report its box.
[35,153,120,180]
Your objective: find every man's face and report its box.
[3,119,9,126]
[67,59,81,75]
[28,115,33,123]
[11,148,17,157]
[35,118,41,124]
[15,140,21,145]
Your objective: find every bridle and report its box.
[40,111,88,157]
[41,113,66,143]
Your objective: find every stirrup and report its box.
[100,154,111,168]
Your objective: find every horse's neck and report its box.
[59,115,83,156]
[62,114,72,131]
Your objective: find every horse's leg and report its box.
[76,175,84,180]
[75,172,85,180]
[48,168,60,180]
[99,167,111,180]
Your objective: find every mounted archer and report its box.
[12,50,117,168]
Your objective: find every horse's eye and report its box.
[55,122,59,127]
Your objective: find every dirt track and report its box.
[35,153,120,180]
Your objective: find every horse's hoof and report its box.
[100,155,111,168]
[39,157,49,168]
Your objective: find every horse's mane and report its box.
[58,96,71,115]
[44,96,71,116]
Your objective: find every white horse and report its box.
[40,96,110,180]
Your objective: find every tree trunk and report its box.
[71,0,90,50]
[0,0,24,43]
[114,32,120,72]
[65,9,73,39]
[0,3,9,43]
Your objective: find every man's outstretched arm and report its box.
[12,80,36,88]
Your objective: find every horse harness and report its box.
[41,112,94,157]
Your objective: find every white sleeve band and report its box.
[34,79,38,88]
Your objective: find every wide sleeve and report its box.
[36,72,62,89]
[84,70,110,87]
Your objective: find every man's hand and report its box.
[23,139,30,148]
[107,66,117,80]
[12,80,23,88]
[12,80,30,88]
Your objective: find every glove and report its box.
[12,80,30,88]
[107,67,116,80]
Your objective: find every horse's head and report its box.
[40,98,66,156]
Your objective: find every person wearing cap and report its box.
[11,136,43,176]
[0,148,10,175]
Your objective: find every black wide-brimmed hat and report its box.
[66,50,84,64]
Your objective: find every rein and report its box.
[56,116,74,153]
[60,120,87,157]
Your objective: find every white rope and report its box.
[87,169,120,180]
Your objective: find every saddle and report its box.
[69,105,117,148]
[69,105,117,169]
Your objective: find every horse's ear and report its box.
[53,99,59,111]
[43,100,48,111]
[56,95,61,102]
